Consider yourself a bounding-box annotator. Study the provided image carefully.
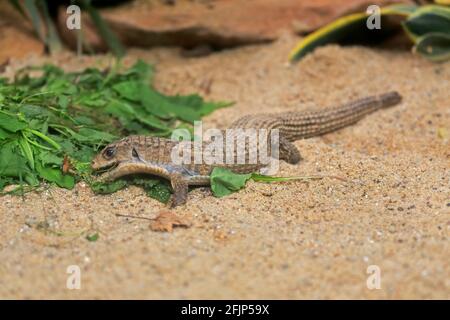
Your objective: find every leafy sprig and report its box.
[0,60,230,201]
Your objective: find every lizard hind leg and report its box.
[170,175,189,208]
[279,137,302,164]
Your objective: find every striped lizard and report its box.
[91,91,402,207]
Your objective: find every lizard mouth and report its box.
[92,162,119,176]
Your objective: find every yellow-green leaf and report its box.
[402,5,450,41]
[289,4,417,62]
[414,32,450,62]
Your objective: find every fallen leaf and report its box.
[62,155,72,174]
[149,211,191,232]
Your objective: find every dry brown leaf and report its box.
[62,155,72,174]
[149,211,191,232]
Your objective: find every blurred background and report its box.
[3,0,443,65]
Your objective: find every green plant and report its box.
[404,5,450,61]
[289,4,450,62]
[209,167,326,198]
[0,60,230,201]
[8,0,125,56]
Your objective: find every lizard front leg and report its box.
[170,174,189,208]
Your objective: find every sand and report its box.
[0,34,449,299]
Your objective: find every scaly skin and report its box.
[91,91,402,207]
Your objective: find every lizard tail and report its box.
[279,91,402,140]
[378,91,402,108]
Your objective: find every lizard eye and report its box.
[132,147,139,158]
[103,146,116,159]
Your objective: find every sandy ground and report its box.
[0,35,449,299]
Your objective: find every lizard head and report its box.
[91,137,136,172]
[91,135,181,182]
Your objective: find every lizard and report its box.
[91,91,402,207]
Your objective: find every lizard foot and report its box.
[279,137,302,164]
[170,175,189,208]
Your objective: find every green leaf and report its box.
[18,135,35,170]
[125,60,153,82]
[86,232,99,242]
[198,101,234,116]
[210,168,325,197]
[0,142,30,177]
[37,151,63,166]
[210,167,252,197]
[134,109,172,131]
[166,94,233,117]
[123,177,172,203]
[112,81,141,101]
[36,162,75,189]
[104,100,137,121]
[90,177,171,203]
[73,128,116,144]
[139,86,173,119]
[58,95,69,109]
[19,104,51,119]
[0,112,28,132]
[91,179,128,194]
[403,5,450,41]
[28,129,61,150]
[414,32,450,62]
[0,128,12,140]
[73,149,96,163]
[73,115,96,126]
[76,92,108,107]
[146,182,172,203]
